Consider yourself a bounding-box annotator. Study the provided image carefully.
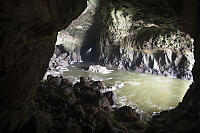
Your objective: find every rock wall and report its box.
[54,0,100,62]
[45,0,102,79]
[146,0,200,132]
[98,0,194,80]
[0,0,200,132]
[33,76,145,133]
[0,0,86,132]
[45,0,100,77]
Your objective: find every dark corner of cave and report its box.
[0,0,200,133]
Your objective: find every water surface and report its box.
[63,63,192,118]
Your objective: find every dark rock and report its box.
[114,106,140,122]
[98,0,194,80]
[80,76,91,87]
[47,76,62,87]
[0,0,87,131]
[61,78,73,87]
[17,117,37,133]
[63,87,74,96]
[1,0,200,132]
[33,76,146,133]
[74,83,82,96]
[91,81,106,90]
[99,95,111,108]
[64,124,82,133]
[47,75,55,81]
[73,104,85,117]
[55,45,69,57]
[81,90,102,106]
[97,119,115,133]
[104,91,117,106]
[67,93,77,106]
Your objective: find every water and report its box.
[63,63,192,118]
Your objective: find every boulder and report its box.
[114,106,140,122]
[88,65,113,74]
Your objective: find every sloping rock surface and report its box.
[0,0,86,132]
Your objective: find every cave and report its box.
[0,0,200,133]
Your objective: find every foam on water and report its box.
[63,63,192,119]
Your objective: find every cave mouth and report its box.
[80,32,100,63]
[44,0,194,120]
[1,0,199,132]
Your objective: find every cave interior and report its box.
[0,0,200,133]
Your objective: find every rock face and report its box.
[0,0,86,132]
[146,0,200,132]
[46,0,100,77]
[98,0,194,80]
[54,0,100,63]
[1,0,200,133]
[32,76,145,133]
[48,0,195,81]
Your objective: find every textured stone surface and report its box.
[98,0,194,80]
[45,0,100,78]
[146,0,200,132]
[55,0,100,63]
[32,76,145,133]
[0,0,86,132]
[0,0,200,132]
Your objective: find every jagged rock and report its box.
[1,0,200,133]
[73,104,85,117]
[114,106,140,122]
[0,0,87,132]
[67,93,77,106]
[47,76,62,87]
[80,76,91,87]
[104,91,117,106]
[63,87,74,96]
[61,78,73,87]
[91,81,107,91]
[32,75,145,132]
[98,0,194,80]
[64,124,82,133]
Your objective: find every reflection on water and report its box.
[63,63,192,118]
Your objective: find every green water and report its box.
[63,63,192,118]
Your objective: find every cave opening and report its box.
[44,0,195,122]
[1,0,200,132]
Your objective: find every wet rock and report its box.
[81,90,102,106]
[104,91,117,106]
[99,95,111,108]
[33,75,145,133]
[114,106,140,122]
[47,76,62,87]
[61,78,73,87]
[91,81,107,91]
[80,76,91,87]
[55,45,69,57]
